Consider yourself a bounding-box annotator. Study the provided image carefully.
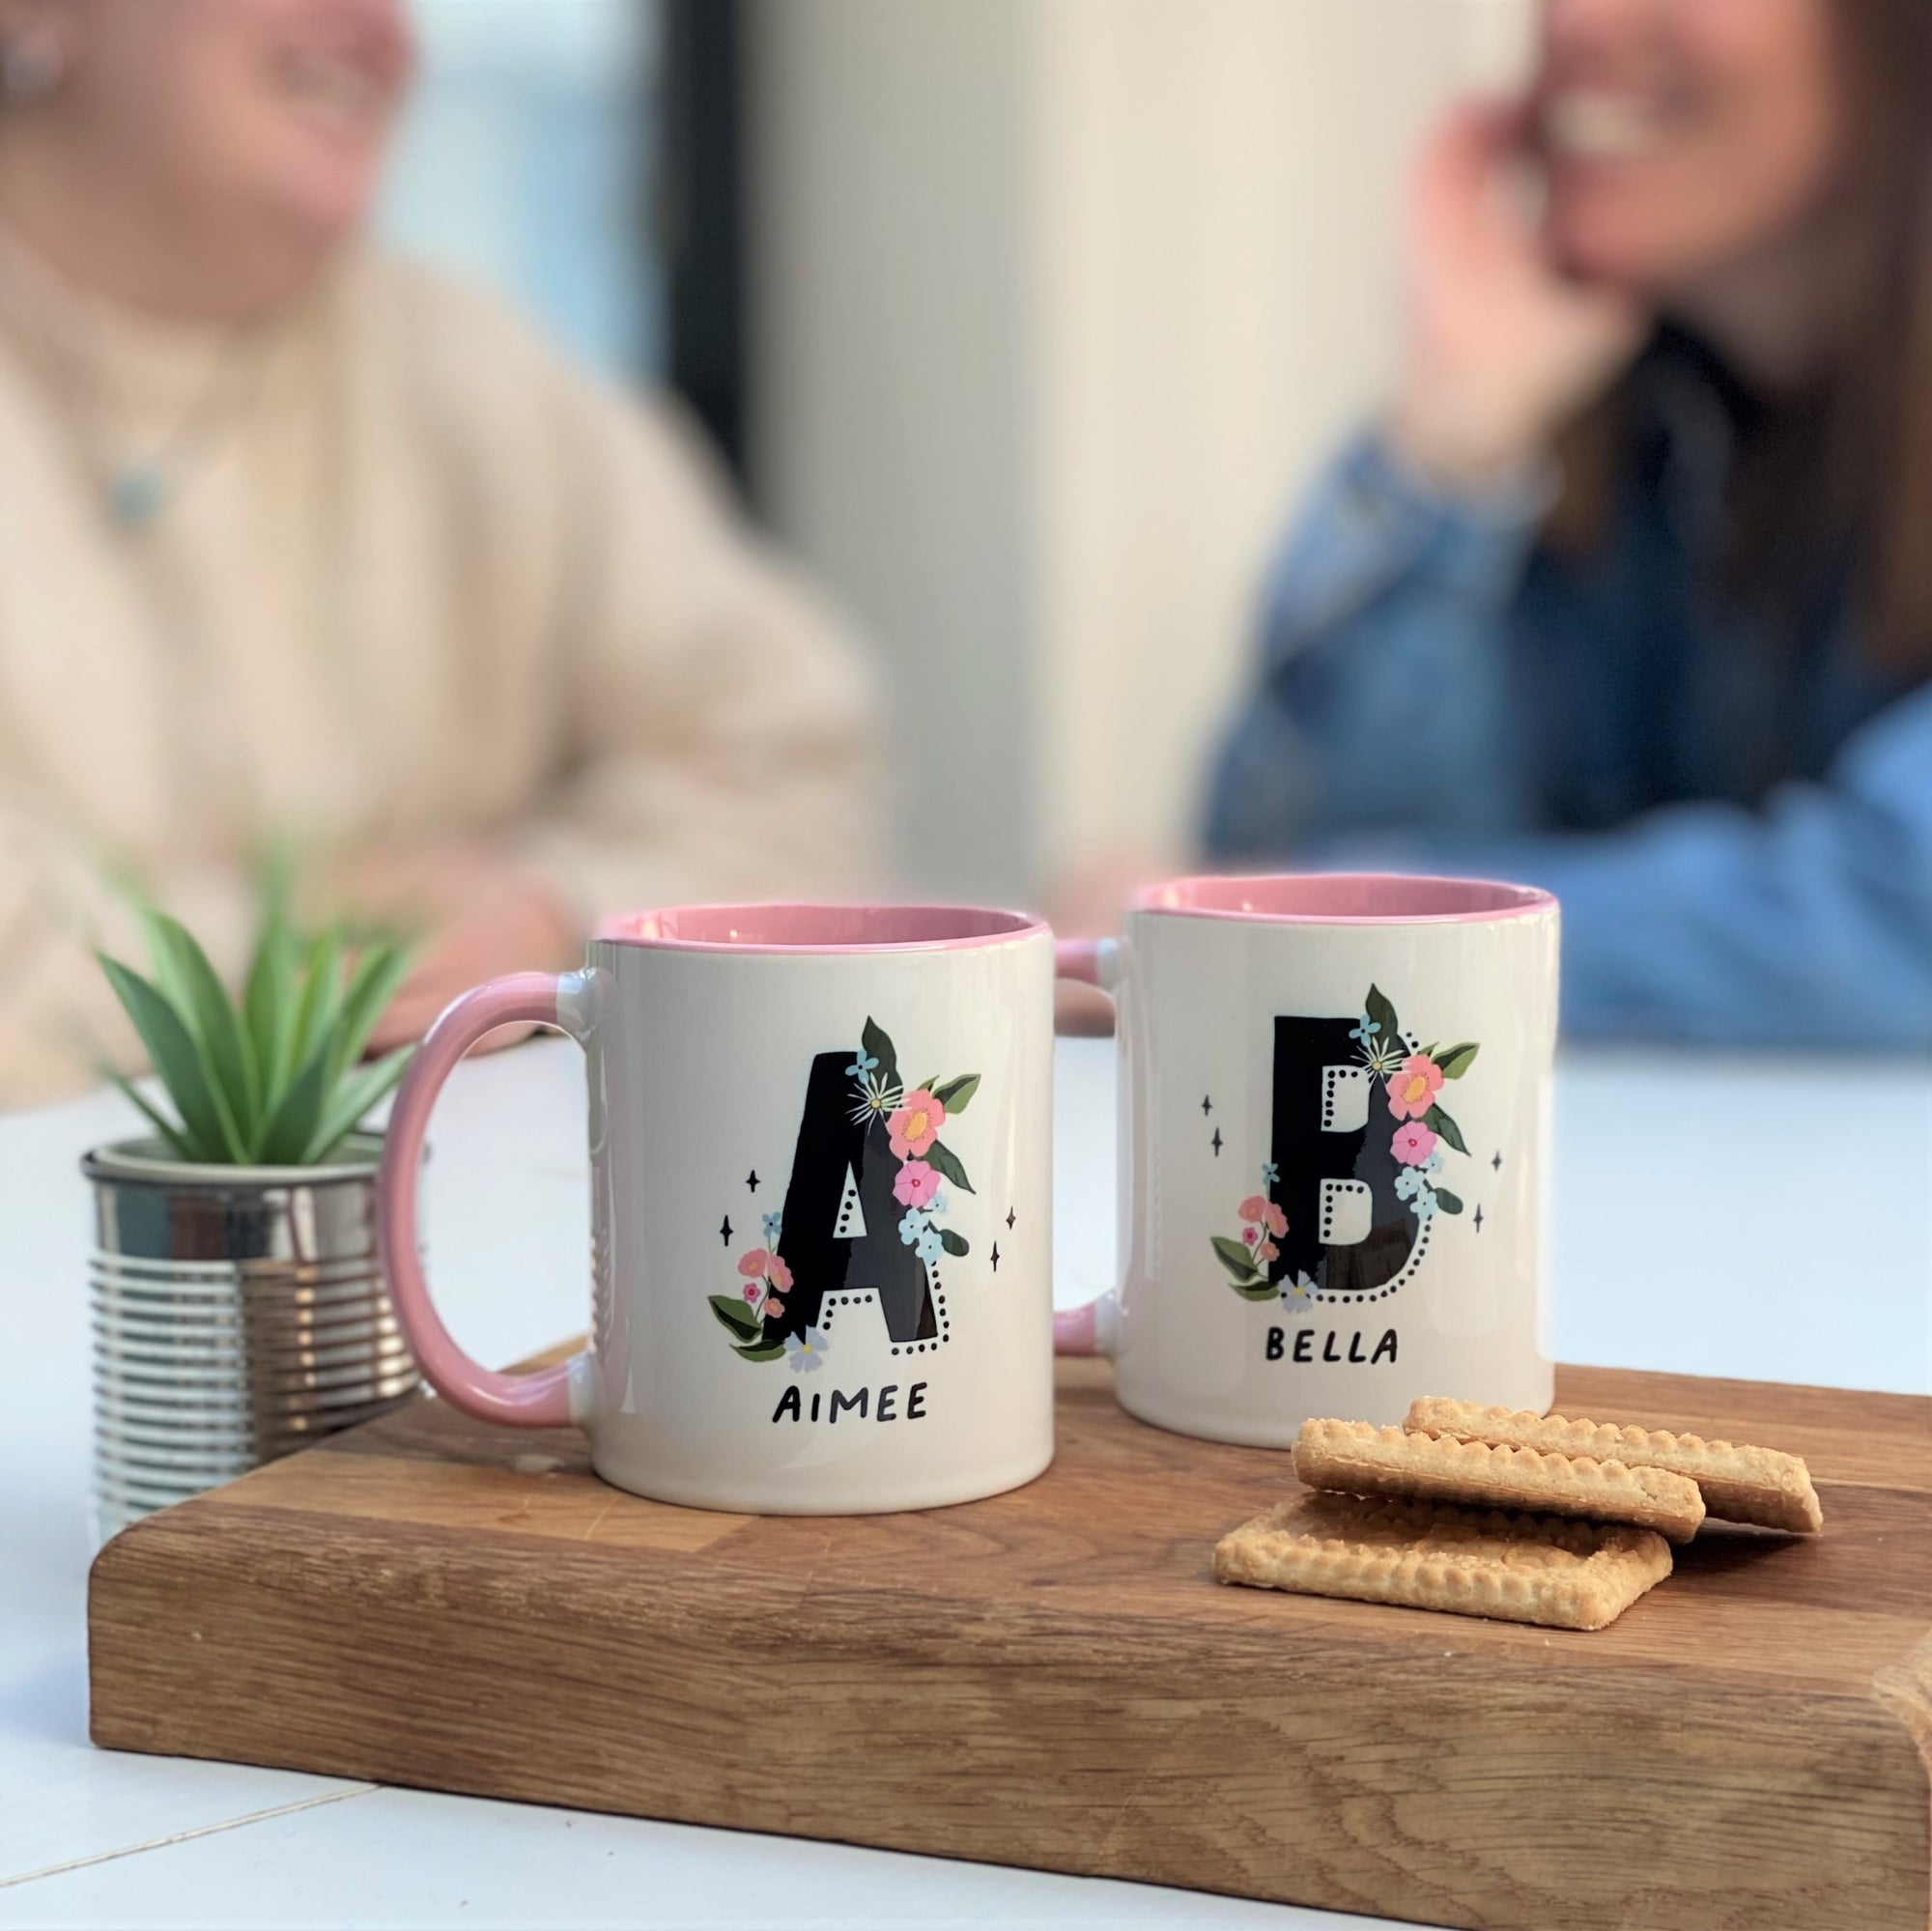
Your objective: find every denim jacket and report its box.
[1206,343,1932,1047]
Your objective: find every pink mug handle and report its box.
[379,970,593,1429]
[1053,937,1122,1359]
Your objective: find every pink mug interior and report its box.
[597,902,1048,952]
[1131,872,1555,924]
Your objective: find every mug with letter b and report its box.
[380,904,1058,1514]
[1057,874,1559,1447]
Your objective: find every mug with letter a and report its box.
[380,905,1058,1513]
[1056,874,1558,1447]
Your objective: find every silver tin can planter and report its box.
[82,1132,420,1542]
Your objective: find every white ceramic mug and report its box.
[380,904,1058,1514]
[1055,874,1559,1447]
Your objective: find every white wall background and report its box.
[749,0,1533,903]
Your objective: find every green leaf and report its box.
[1423,1104,1468,1155]
[1435,1042,1480,1080]
[97,953,231,1162]
[709,1293,764,1342]
[327,941,414,1088]
[1364,982,1400,1045]
[732,1341,788,1364]
[147,911,254,1157]
[104,1073,193,1160]
[923,1139,974,1195]
[860,1016,898,1095]
[291,928,345,1070]
[1211,1234,1264,1284]
[1228,1276,1283,1303]
[242,916,296,1114]
[1434,1189,1464,1215]
[931,1072,980,1114]
[253,1043,335,1166]
[938,1227,970,1258]
[303,1046,412,1163]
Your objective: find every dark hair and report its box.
[1550,0,1932,674]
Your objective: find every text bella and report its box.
[1265,1325,1398,1365]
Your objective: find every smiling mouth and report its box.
[272,47,391,138]
[1542,91,1668,163]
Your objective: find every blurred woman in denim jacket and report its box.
[1209,0,1932,1046]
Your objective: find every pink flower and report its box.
[738,1248,772,1278]
[742,1283,762,1303]
[764,1296,785,1320]
[893,1160,942,1208]
[766,1255,794,1292]
[1386,1054,1444,1122]
[1238,1194,1267,1224]
[1261,1202,1288,1237]
[1243,1226,1260,1247]
[888,1089,946,1159]
[1258,1240,1279,1264]
[1391,1122,1439,1167]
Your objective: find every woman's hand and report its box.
[1390,99,1648,492]
[328,847,581,1056]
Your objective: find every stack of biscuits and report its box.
[1215,1398,1824,1632]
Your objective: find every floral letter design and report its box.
[708,1018,982,1363]
[1209,983,1479,1306]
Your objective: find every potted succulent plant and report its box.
[84,886,421,1539]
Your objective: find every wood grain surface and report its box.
[89,1359,1932,1931]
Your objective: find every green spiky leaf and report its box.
[303,1046,412,1163]
[105,1073,193,1161]
[146,911,255,1155]
[97,953,230,1162]
[1435,1042,1480,1080]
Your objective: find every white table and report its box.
[3,1038,1927,1929]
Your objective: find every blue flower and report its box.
[1394,1167,1437,1216]
[1280,1271,1320,1319]
[761,1210,783,1244]
[846,1050,879,1079]
[928,1188,950,1216]
[916,1228,946,1264]
[1261,1162,1279,1185]
[898,1208,931,1246]
[1348,1013,1379,1045]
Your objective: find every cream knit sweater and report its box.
[0,233,882,1105]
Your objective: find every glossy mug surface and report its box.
[1059,874,1559,1447]
[381,904,1057,1514]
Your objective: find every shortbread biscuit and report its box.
[1293,1418,1706,1543]
[1215,1491,1672,1631]
[1405,1397,1824,1534]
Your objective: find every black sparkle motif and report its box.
[747,1170,759,1193]
[719,1216,733,1246]
[1473,1206,1485,1233]
[990,1242,1001,1273]
[1201,1094,1213,1117]
[1210,1128,1223,1156]
[1492,1150,1503,1172]
[1006,1207,1017,1232]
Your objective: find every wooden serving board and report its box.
[90,1359,1932,1931]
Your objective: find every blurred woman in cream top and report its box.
[0,0,880,1105]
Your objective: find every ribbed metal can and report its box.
[83,1133,419,1541]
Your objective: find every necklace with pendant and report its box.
[0,245,265,534]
